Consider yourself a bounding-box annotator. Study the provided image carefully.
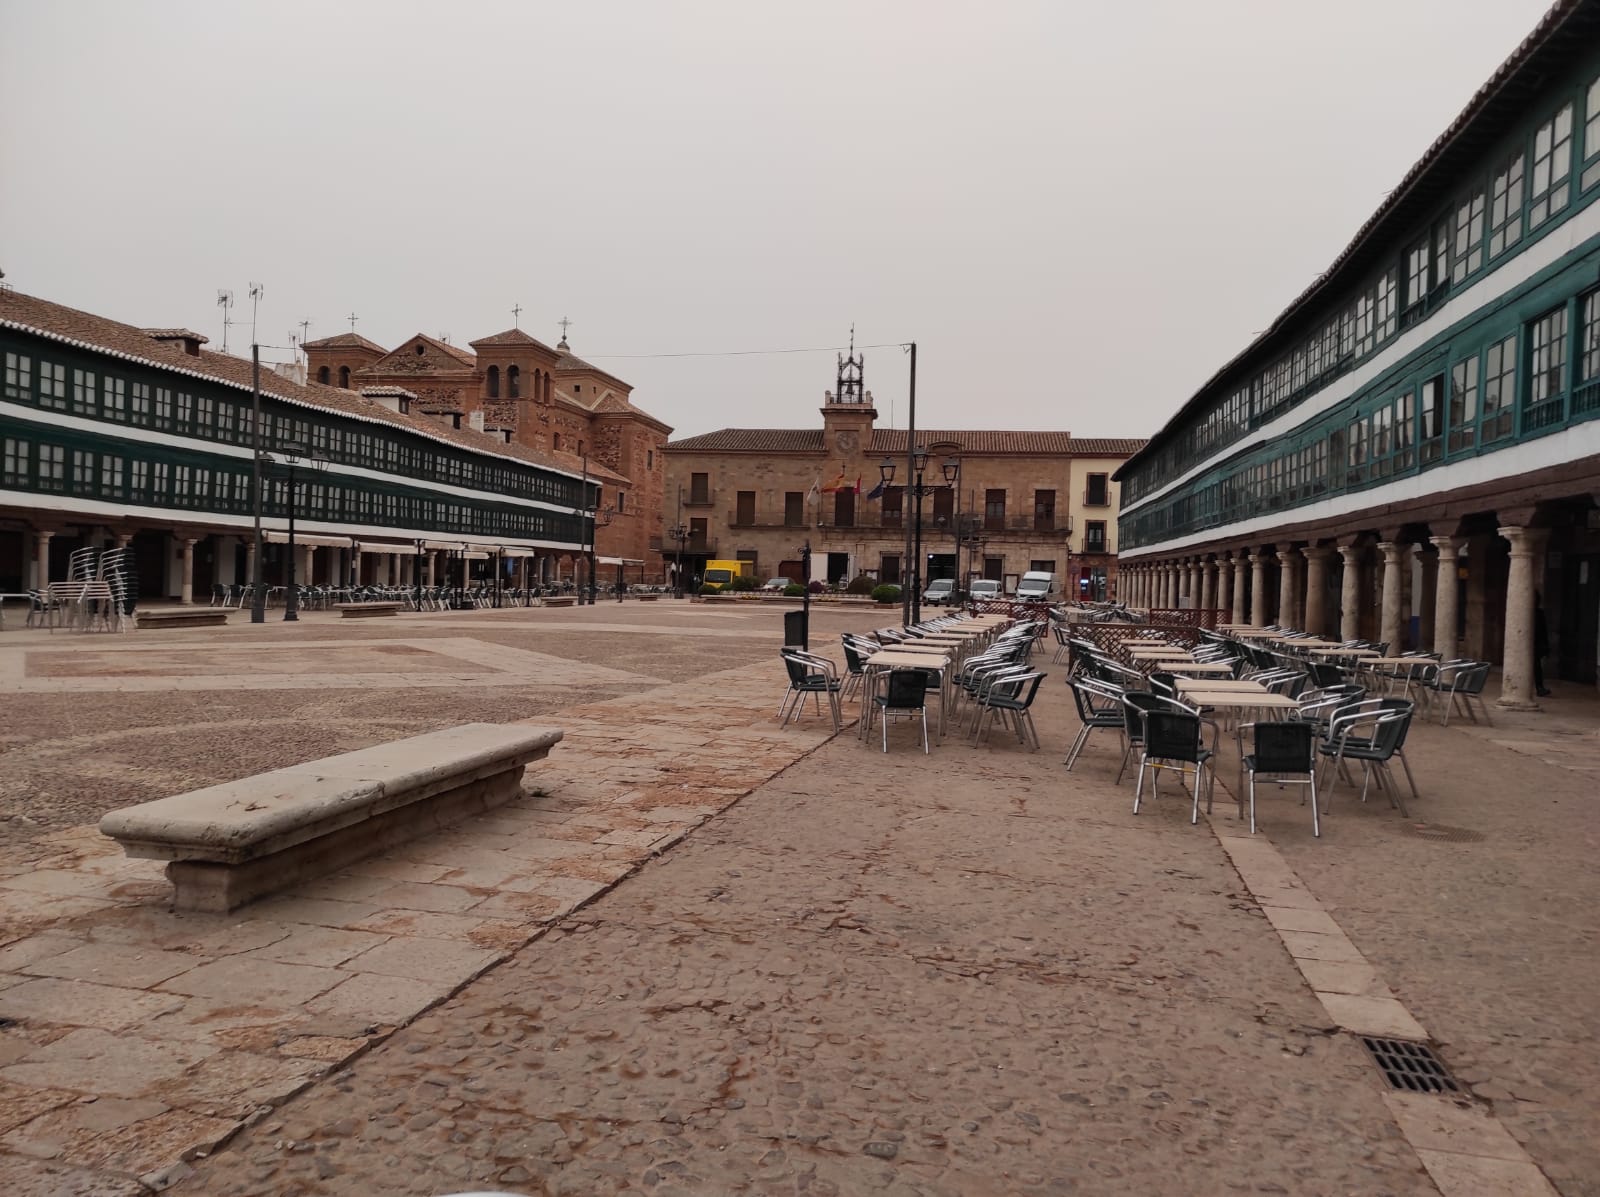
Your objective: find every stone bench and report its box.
[99,723,563,912]
[135,608,229,629]
[635,594,660,602]
[542,596,576,607]
[336,601,402,618]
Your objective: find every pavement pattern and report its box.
[0,603,1596,1195]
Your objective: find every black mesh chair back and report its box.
[884,669,929,709]
[1148,671,1178,699]
[782,652,810,687]
[1144,710,1202,765]
[1252,721,1314,774]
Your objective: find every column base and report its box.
[1495,696,1541,712]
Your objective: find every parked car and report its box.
[1016,570,1057,601]
[922,578,956,605]
[969,579,1002,600]
[761,576,792,592]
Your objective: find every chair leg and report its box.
[1248,773,1257,834]
[920,707,929,754]
[1133,753,1148,813]
[1397,749,1419,800]
[1064,725,1090,770]
[1189,765,1201,825]
[1309,769,1321,837]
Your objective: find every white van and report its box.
[1016,571,1056,601]
[969,579,1002,600]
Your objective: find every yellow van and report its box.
[700,560,751,591]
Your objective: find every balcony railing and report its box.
[682,489,716,508]
[727,510,809,529]
[1082,538,1109,555]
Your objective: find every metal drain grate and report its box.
[1396,822,1486,844]
[1362,1037,1461,1094]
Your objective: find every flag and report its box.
[806,478,820,501]
[854,476,862,494]
[865,479,885,500]
[820,472,850,493]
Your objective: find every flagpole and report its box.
[902,341,916,625]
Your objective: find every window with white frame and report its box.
[1489,151,1525,256]
[1451,192,1485,281]
[102,376,126,420]
[1583,76,1600,192]
[1481,334,1517,441]
[1581,289,1600,384]
[3,352,32,399]
[70,369,94,414]
[1529,103,1574,227]
[1527,306,1568,408]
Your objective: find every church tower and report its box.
[821,327,876,462]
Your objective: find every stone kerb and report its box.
[99,723,563,912]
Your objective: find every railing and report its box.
[1082,539,1109,555]
[1574,379,1600,418]
[682,489,716,507]
[727,511,810,529]
[1522,396,1566,434]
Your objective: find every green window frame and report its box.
[70,368,95,414]
[2,437,24,486]
[1583,76,1600,192]
[1419,376,1444,464]
[1481,334,1517,442]
[154,387,173,427]
[1529,102,1574,228]
[3,351,32,399]
[131,382,150,421]
[102,376,126,421]
[1449,356,1479,455]
[100,454,125,499]
[39,362,67,410]
[1488,150,1525,257]
[39,444,65,491]
[1451,191,1485,282]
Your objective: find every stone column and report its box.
[33,529,54,589]
[1416,545,1438,652]
[1250,551,1268,626]
[426,552,437,586]
[1277,549,1299,628]
[1497,526,1548,709]
[115,532,134,551]
[1377,541,1408,651]
[179,538,198,604]
[1303,545,1332,637]
[1430,536,1460,658]
[1217,554,1233,622]
[1338,543,1362,641]
[1165,562,1177,609]
[245,538,259,592]
[1200,556,1216,615]
[1231,553,1248,624]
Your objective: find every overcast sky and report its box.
[0,0,1556,440]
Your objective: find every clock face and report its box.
[835,430,858,453]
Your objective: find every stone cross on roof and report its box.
[347,311,358,331]
[512,303,522,328]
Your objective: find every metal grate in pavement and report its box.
[1361,1036,1461,1094]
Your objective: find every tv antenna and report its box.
[216,289,234,353]
[247,282,265,345]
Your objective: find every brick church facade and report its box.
[303,325,671,576]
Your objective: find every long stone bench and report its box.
[135,608,229,629]
[337,601,402,618]
[542,596,576,607]
[99,723,563,912]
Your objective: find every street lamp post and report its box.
[668,524,688,598]
[267,442,325,623]
[879,447,958,625]
[588,504,616,605]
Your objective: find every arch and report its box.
[338,365,349,389]
[486,365,500,399]
[317,365,330,385]
[507,364,520,398]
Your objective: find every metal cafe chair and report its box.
[1317,701,1416,817]
[973,670,1045,750]
[1242,720,1321,837]
[1064,677,1125,771]
[777,649,843,731]
[1131,708,1217,825]
[874,668,931,754]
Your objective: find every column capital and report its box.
[1429,534,1461,553]
[1276,548,1297,565]
[181,537,200,547]
[1376,540,1405,564]
[1497,526,1550,555]
[1338,543,1362,564]
[1302,544,1335,561]
[1251,549,1271,564]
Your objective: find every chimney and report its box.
[468,411,486,432]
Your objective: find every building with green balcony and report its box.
[1115,0,1600,701]
[0,289,612,603]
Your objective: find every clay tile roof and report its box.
[470,327,560,353]
[0,287,601,483]
[302,331,387,354]
[870,430,1079,455]
[359,385,418,400]
[554,350,631,391]
[665,429,827,453]
[410,333,477,367]
[141,327,209,344]
[1062,438,1148,456]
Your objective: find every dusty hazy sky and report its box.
[0,0,1555,440]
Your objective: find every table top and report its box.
[1166,662,1235,675]
[866,651,950,669]
[1128,647,1195,658]
[1180,691,1301,709]
[1177,678,1268,693]
[1307,646,1379,657]
[1366,656,1436,668]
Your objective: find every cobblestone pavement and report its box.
[2,606,1596,1195]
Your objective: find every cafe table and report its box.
[863,648,952,741]
[1176,677,1269,695]
[1164,661,1236,677]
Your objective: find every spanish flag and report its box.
[820,472,850,493]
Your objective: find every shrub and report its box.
[783,583,807,597]
[729,574,759,592]
[698,583,721,595]
[845,573,877,596]
[807,580,825,594]
[870,584,902,604]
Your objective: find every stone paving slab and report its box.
[0,658,843,1192]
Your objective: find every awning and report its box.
[263,531,350,549]
[597,556,646,566]
[352,538,421,553]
